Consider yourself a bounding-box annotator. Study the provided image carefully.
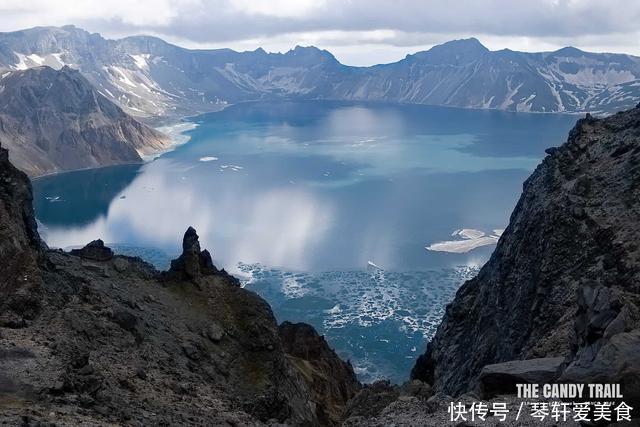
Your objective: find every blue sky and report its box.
[1,0,639,65]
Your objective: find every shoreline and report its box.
[30,161,144,181]
[32,116,205,181]
[142,120,200,161]
[31,99,597,181]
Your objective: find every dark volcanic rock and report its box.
[69,239,114,261]
[0,147,360,425]
[165,227,220,286]
[561,329,640,409]
[412,105,640,411]
[279,321,361,425]
[342,380,400,420]
[110,308,138,333]
[0,143,43,327]
[478,357,564,398]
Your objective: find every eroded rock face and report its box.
[0,66,172,177]
[412,105,640,408]
[166,226,219,283]
[0,143,43,327]
[279,321,361,425]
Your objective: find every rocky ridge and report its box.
[411,104,640,412]
[0,66,171,177]
[1,26,639,117]
[0,141,359,425]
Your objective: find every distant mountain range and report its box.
[1,25,639,118]
[0,66,170,176]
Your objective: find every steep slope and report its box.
[0,142,358,425]
[0,65,171,177]
[279,321,361,425]
[412,105,640,410]
[1,26,639,116]
[0,143,43,328]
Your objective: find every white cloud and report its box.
[1,0,640,65]
[229,0,327,18]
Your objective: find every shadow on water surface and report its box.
[33,164,142,227]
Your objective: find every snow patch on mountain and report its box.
[130,54,150,71]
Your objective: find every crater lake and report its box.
[32,100,577,382]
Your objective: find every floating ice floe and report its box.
[325,304,342,315]
[219,164,244,172]
[426,228,503,253]
[367,260,383,270]
[199,156,218,162]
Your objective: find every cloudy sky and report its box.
[1,0,639,65]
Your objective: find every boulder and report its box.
[478,357,564,398]
[206,322,224,343]
[110,308,138,333]
[70,240,114,261]
[561,329,640,410]
[400,380,433,399]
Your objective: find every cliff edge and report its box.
[0,142,359,426]
[412,105,640,410]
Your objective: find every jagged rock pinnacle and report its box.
[168,227,218,284]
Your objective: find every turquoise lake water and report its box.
[32,101,577,382]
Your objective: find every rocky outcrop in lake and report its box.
[0,66,171,177]
[0,142,358,425]
[412,104,640,411]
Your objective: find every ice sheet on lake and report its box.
[426,228,503,253]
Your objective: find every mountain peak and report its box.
[290,45,322,54]
[410,37,489,65]
[438,37,488,51]
[286,45,338,63]
[0,66,171,177]
[551,46,586,57]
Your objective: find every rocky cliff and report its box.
[412,104,640,410]
[0,66,171,177]
[279,321,361,425]
[0,142,359,425]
